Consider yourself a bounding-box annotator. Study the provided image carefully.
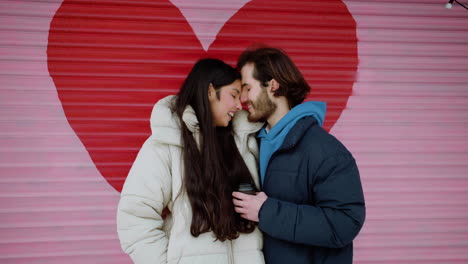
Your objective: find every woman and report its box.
[117,58,264,264]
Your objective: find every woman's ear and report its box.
[208,83,216,101]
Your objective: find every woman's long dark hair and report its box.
[173,58,257,241]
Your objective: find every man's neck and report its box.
[266,100,290,130]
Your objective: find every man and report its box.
[232,46,365,264]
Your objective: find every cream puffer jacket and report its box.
[117,96,264,264]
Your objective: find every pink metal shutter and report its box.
[0,0,467,263]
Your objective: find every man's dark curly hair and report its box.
[237,45,310,108]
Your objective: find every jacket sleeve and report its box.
[258,153,365,248]
[117,139,172,264]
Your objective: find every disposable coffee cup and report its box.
[237,183,256,195]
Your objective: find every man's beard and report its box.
[247,88,277,123]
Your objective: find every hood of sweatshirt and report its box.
[257,101,327,183]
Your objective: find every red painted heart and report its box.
[47,0,357,192]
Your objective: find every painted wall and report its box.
[1,0,467,263]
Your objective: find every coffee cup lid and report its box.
[238,183,254,191]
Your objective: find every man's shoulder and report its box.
[298,118,352,158]
[297,117,332,143]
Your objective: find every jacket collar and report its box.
[276,116,317,152]
[232,110,264,136]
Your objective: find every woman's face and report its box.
[209,80,242,127]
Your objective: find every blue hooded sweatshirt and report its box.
[257,101,326,184]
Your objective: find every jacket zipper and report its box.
[227,240,234,264]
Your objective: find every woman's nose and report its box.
[235,100,242,111]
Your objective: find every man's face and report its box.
[240,63,276,123]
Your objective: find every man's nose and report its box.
[240,88,248,107]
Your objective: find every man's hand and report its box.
[232,191,268,222]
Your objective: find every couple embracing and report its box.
[117,46,366,264]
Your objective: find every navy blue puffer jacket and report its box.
[258,116,366,264]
